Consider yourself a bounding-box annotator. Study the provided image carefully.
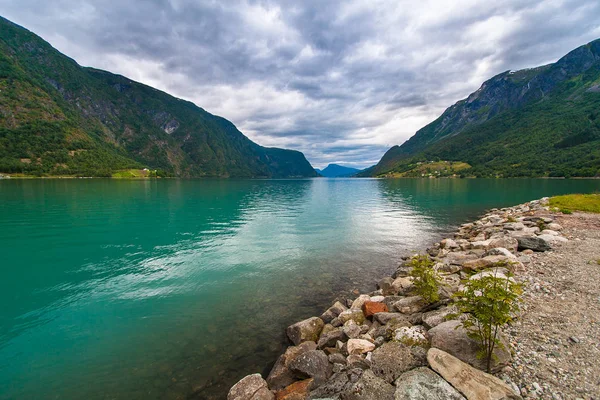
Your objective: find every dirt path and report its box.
[505,212,600,399]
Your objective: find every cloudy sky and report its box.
[2,0,600,168]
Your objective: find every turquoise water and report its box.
[0,178,598,399]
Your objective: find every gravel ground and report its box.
[504,212,600,399]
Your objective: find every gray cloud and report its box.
[1,0,600,168]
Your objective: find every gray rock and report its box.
[394,367,465,400]
[338,309,366,325]
[540,229,559,236]
[547,222,563,231]
[428,320,511,373]
[289,350,333,385]
[228,373,274,400]
[318,329,347,349]
[267,341,317,390]
[422,306,459,329]
[382,296,404,311]
[488,237,519,252]
[308,369,363,399]
[329,353,347,365]
[370,342,418,383]
[373,312,407,325]
[342,322,362,339]
[503,222,525,231]
[343,369,395,400]
[378,277,396,296]
[346,354,370,370]
[287,317,325,346]
[321,301,348,323]
[517,236,551,252]
[484,247,517,259]
[441,238,460,249]
[537,234,568,245]
[393,296,428,314]
[351,295,371,310]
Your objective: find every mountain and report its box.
[365,38,600,178]
[317,164,361,177]
[0,17,317,178]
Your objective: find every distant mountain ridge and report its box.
[365,38,600,178]
[0,16,317,177]
[316,164,361,177]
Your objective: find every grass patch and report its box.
[112,169,150,178]
[549,194,600,214]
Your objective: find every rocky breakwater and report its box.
[228,198,568,400]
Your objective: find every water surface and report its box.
[0,178,598,399]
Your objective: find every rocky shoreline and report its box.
[226,198,581,400]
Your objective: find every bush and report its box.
[453,266,523,372]
[408,255,441,303]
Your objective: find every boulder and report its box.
[537,234,568,245]
[393,296,428,314]
[308,369,364,399]
[275,379,313,400]
[369,295,385,302]
[288,350,333,385]
[517,236,551,252]
[547,222,563,231]
[382,296,404,310]
[483,248,516,259]
[393,262,413,278]
[346,354,370,370]
[462,255,507,271]
[318,329,347,349]
[347,339,375,355]
[422,306,459,329]
[338,309,366,325]
[370,342,418,383]
[462,255,524,272]
[540,229,559,236]
[351,295,371,310]
[362,301,388,318]
[378,277,396,295]
[427,348,522,399]
[470,269,514,282]
[267,342,317,390]
[487,237,518,253]
[342,321,362,339]
[441,238,460,249]
[373,312,409,325]
[344,369,395,400]
[228,374,274,400]
[320,301,348,323]
[393,325,428,346]
[287,317,324,345]
[470,239,491,249]
[503,222,525,231]
[428,320,510,373]
[392,277,414,295]
[394,367,465,400]
[443,252,479,266]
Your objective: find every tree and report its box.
[453,265,523,372]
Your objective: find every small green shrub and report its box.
[560,208,573,214]
[506,216,517,223]
[453,266,523,373]
[408,255,441,303]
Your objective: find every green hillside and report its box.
[365,39,600,178]
[0,17,317,178]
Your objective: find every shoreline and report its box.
[226,197,597,400]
